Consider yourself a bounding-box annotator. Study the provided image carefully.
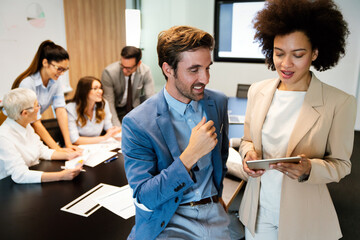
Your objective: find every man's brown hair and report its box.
[157,26,214,80]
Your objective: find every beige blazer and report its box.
[239,73,357,240]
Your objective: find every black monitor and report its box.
[214,0,266,63]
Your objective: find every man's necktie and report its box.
[126,74,133,113]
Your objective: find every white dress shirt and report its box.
[260,89,306,214]
[66,100,113,143]
[0,118,55,183]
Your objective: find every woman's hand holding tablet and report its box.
[246,156,301,170]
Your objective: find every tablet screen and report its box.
[247,156,301,170]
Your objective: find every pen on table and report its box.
[61,166,86,172]
[104,156,118,164]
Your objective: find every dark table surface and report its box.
[0,153,134,240]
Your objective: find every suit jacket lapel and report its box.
[200,92,222,171]
[286,74,323,156]
[155,90,224,164]
[201,94,220,135]
[131,72,140,101]
[119,68,126,99]
[155,90,182,159]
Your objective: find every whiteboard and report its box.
[0,0,71,101]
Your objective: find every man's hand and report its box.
[180,117,218,171]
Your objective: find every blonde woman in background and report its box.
[0,88,82,184]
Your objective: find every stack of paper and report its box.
[61,183,135,219]
[96,184,135,219]
[79,137,121,153]
[63,138,121,168]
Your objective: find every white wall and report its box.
[0,0,70,101]
[140,0,360,130]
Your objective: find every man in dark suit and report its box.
[122,26,230,240]
[101,46,155,126]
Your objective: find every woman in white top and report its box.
[238,0,356,239]
[12,40,80,152]
[0,88,82,184]
[66,76,121,145]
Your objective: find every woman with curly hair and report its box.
[66,76,121,145]
[238,0,357,239]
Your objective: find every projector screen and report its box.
[214,0,266,63]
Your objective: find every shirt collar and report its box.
[5,118,29,139]
[163,88,199,116]
[33,72,56,88]
[125,72,135,80]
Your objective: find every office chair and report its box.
[41,118,65,147]
[236,84,250,98]
[223,175,246,240]
[222,176,245,212]
[0,109,7,125]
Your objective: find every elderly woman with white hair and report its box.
[0,88,82,184]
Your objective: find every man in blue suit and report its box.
[122,26,230,240]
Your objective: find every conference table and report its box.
[0,153,134,240]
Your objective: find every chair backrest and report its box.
[236,84,250,98]
[222,177,245,212]
[0,109,7,126]
[41,118,65,147]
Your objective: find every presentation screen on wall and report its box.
[214,0,266,63]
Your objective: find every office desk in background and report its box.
[0,153,134,240]
[228,97,247,139]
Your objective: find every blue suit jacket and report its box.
[122,88,229,240]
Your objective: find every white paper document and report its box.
[60,183,121,217]
[64,151,117,168]
[61,183,135,219]
[96,184,135,219]
[62,138,120,169]
[85,151,117,167]
[64,157,85,169]
[79,137,121,153]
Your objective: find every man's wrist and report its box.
[180,149,198,172]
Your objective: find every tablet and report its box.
[246,156,301,170]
